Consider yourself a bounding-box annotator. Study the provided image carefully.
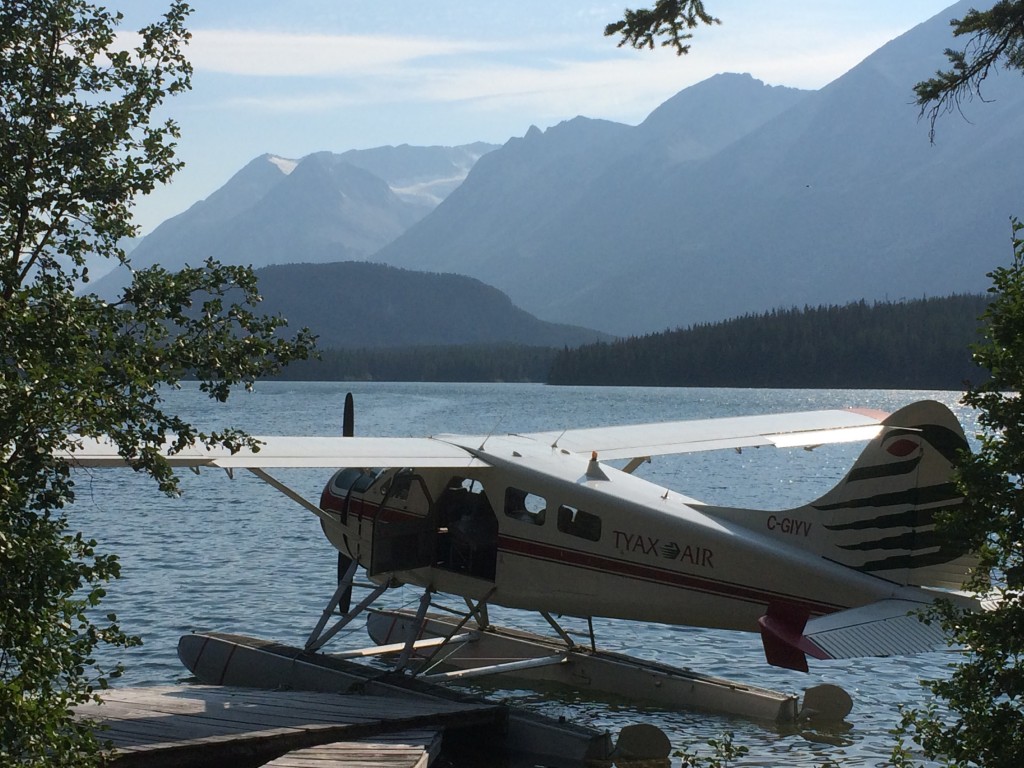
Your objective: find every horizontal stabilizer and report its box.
[759,599,949,672]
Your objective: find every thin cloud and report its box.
[212,54,705,123]
[185,21,911,112]
[189,29,510,77]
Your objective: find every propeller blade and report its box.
[337,553,354,615]
[343,392,354,438]
[338,391,355,613]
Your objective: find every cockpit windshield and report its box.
[330,467,383,495]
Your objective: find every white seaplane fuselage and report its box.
[319,433,917,635]
[67,399,975,672]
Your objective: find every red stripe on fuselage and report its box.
[324,494,842,617]
[496,534,842,617]
[322,494,419,524]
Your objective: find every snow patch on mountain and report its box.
[268,155,298,175]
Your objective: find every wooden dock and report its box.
[76,685,496,767]
[177,631,616,765]
[262,731,441,768]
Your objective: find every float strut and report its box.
[414,588,497,677]
[305,575,387,653]
[395,587,434,672]
[541,611,576,649]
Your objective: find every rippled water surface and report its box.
[70,383,973,766]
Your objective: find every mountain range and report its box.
[98,0,1021,340]
[93,142,497,298]
[374,0,1023,334]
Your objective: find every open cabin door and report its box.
[369,470,437,577]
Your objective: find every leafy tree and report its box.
[673,731,749,767]
[0,1,313,765]
[902,3,1024,765]
[894,221,1024,767]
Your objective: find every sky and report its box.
[119,1,964,234]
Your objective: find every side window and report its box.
[504,487,546,525]
[377,469,432,518]
[557,505,602,542]
[385,469,414,501]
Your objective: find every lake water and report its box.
[70,382,973,766]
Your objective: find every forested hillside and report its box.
[277,295,987,387]
[547,296,988,389]
[254,261,607,348]
[275,344,557,383]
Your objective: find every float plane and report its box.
[66,398,979,721]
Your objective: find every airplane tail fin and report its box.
[703,400,978,671]
[802,399,973,590]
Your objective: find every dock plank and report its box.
[78,685,501,767]
[356,730,442,765]
[89,685,479,723]
[263,740,430,768]
[90,695,385,729]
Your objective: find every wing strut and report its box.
[622,456,651,474]
[247,467,333,524]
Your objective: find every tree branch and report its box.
[605,0,720,56]
[915,1,1024,141]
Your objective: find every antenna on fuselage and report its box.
[478,429,495,451]
[477,414,507,451]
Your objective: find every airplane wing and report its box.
[515,408,887,461]
[65,408,886,470]
[63,436,486,470]
[758,598,960,672]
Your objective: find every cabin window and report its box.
[331,467,382,495]
[383,469,414,501]
[557,505,602,541]
[504,487,546,525]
